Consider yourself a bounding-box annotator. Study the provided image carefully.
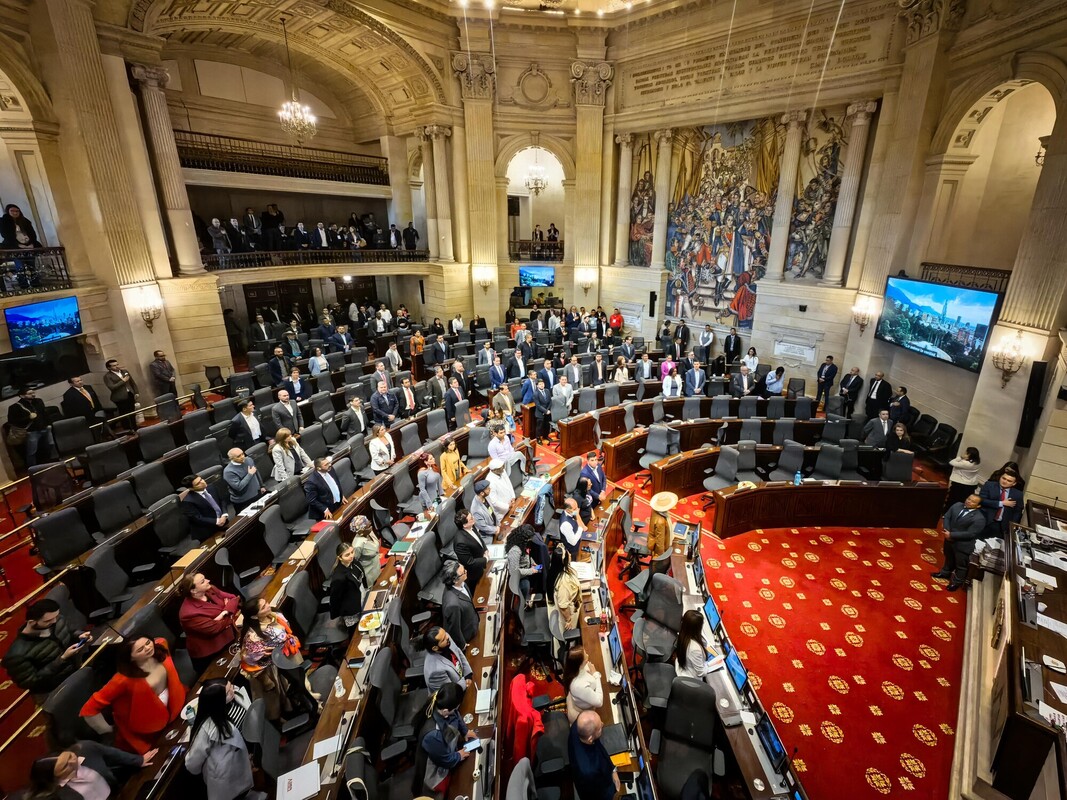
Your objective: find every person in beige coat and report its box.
[563,644,603,723]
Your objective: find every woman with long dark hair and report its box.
[947,446,982,509]
[547,547,581,631]
[505,525,540,609]
[329,542,365,630]
[673,610,713,679]
[562,644,602,723]
[185,680,253,800]
[884,422,914,460]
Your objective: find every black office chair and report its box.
[84,440,130,486]
[92,481,143,538]
[621,550,673,614]
[130,462,172,510]
[635,424,677,489]
[652,676,720,800]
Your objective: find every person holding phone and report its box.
[417,682,477,796]
[505,525,541,609]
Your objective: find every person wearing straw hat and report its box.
[648,491,679,558]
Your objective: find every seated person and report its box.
[420,626,473,692]
[673,609,715,679]
[2,598,90,697]
[24,741,156,800]
[80,638,186,754]
[417,682,478,796]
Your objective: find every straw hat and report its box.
[649,491,679,514]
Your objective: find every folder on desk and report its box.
[571,561,596,583]
[389,540,413,555]
[291,541,316,561]
[581,529,599,542]
[363,590,387,613]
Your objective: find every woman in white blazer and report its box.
[269,427,310,483]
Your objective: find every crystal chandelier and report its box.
[525,149,547,196]
[278,18,316,145]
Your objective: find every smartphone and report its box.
[347,657,366,669]
[462,738,482,753]
[535,564,543,571]
[585,617,600,626]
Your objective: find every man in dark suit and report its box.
[730,365,757,397]
[678,350,696,378]
[590,354,607,386]
[931,493,988,591]
[579,451,607,507]
[839,367,864,416]
[249,314,271,349]
[430,336,449,365]
[61,376,105,422]
[684,362,707,397]
[271,389,303,434]
[283,367,313,401]
[723,327,741,364]
[533,379,552,441]
[979,471,1023,536]
[268,347,291,387]
[490,356,507,390]
[634,353,655,382]
[864,371,893,418]
[510,351,527,380]
[889,386,911,423]
[453,509,488,593]
[862,409,891,447]
[518,334,536,364]
[676,319,691,351]
[338,396,369,437]
[521,370,539,405]
[813,355,838,410]
[229,399,264,450]
[328,324,354,354]
[304,457,345,521]
[314,316,335,342]
[444,377,465,430]
[180,474,229,542]
[619,336,637,363]
[537,358,556,392]
[397,377,421,419]
[662,338,681,362]
[442,561,480,651]
[371,381,399,426]
[428,366,449,409]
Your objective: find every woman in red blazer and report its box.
[81,637,186,754]
[177,573,242,673]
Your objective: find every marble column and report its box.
[613,134,633,267]
[599,126,616,266]
[496,178,510,264]
[419,132,439,260]
[131,64,204,276]
[451,124,471,263]
[765,111,806,282]
[649,129,673,270]
[822,101,877,286]
[571,61,612,274]
[426,124,454,263]
[379,134,413,230]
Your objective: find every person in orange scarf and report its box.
[238,597,304,721]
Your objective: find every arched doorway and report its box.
[505,146,567,253]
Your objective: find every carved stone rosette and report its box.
[452,52,496,101]
[897,0,966,45]
[571,61,613,107]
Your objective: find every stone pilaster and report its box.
[822,101,877,285]
[765,111,807,282]
[897,0,966,46]
[650,129,673,270]
[451,124,471,263]
[131,64,204,276]
[419,130,440,260]
[379,134,414,232]
[613,133,634,267]
[496,177,510,264]
[571,60,612,274]
[426,124,454,263]
[453,52,497,270]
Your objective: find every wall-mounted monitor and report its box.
[519,266,555,287]
[874,276,1000,373]
[5,296,83,351]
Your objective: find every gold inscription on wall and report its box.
[619,8,894,110]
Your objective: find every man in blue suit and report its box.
[370,380,399,426]
[931,493,988,591]
[328,324,354,354]
[521,369,539,405]
[684,361,707,397]
[490,355,507,390]
[283,367,313,401]
[889,386,911,423]
[267,346,290,387]
[304,457,344,521]
[579,451,607,508]
[979,470,1023,537]
[814,355,838,410]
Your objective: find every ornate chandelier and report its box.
[278,18,316,145]
[525,149,547,196]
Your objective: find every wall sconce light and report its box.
[990,329,1026,388]
[1036,135,1049,167]
[137,285,162,333]
[851,295,878,335]
[341,275,352,283]
[473,267,494,294]
[576,268,596,296]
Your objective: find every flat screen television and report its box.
[5,296,83,351]
[874,276,1000,373]
[519,266,555,287]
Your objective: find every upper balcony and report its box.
[175,131,390,186]
[202,248,429,271]
[0,248,73,298]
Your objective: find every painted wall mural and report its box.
[628,133,656,267]
[651,106,848,328]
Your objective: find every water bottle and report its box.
[794,470,802,486]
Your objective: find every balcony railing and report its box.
[508,240,565,262]
[175,131,390,185]
[203,248,430,271]
[0,248,72,297]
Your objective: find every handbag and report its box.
[6,426,28,446]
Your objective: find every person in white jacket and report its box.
[673,610,719,679]
[563,644,603,723]
[269,427,311,484]
[183,680,253,800]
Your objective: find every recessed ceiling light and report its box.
[596,8,604,15]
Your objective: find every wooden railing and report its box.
[175,131,390,185]
[202,248,431,270]
[508,239,565,262]
[0,248,72,297]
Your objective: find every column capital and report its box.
[423,124,453,141]
[897,0,965,46]
[615,132,633,148]
[847,100,879,121]
[654,128,673,144]
[130,63,170,90]
[571,61,613,107]
[780,111,807,128]
[452,52,496,101]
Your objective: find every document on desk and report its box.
[1037,613,1067,640]
[1050,682,1067,705]
[1026,568,1059,589]
[1033,551,1067,572]
[313,735,342,760]
[1039,701,1067,729]
[1037,525,1067,544]
[277,762,320,800]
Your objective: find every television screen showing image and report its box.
[874,277,1000,373]
[5,296,82,351]
[725,649,749,692]
[608,625,622,668]
[756,714,789,773]
[519,266,555,287]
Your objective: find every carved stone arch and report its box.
[931,50,1067,156]
[495,133,575,181]
[0,34,57,124]
[408,144,423,180]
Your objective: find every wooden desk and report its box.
[713,481,946,537]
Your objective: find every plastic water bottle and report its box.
[793,470,802,486]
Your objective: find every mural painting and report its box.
[627,133,656,267]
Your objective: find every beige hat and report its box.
[649,491,679,514]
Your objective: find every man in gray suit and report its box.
[862,409,891,447]
[442,561,480,650]
[471,479,499,541]
[271,389,303,434]
[223,448,265,513]
[931,493,988,590]
[422,625,473,692]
